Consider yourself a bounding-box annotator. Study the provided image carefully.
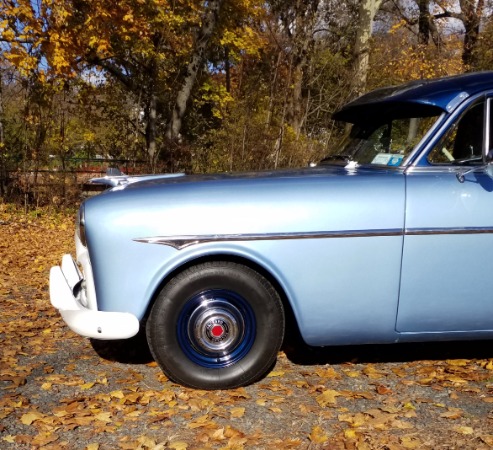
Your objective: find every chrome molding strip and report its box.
[405,227,493,236]
[134,229,402,250]
[135,226,493,250]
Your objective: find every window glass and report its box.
[427,102,484,165]
[323,115,440,167]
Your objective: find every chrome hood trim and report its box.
[90,173,185,188]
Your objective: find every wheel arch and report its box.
[143,254,303,345]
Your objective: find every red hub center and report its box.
[211,324,224,337]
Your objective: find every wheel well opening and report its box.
[144,255,304,347]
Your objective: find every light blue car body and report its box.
[56,71,493,347]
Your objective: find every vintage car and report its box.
[51,71,493,390]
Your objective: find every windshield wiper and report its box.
[319,154,352,165]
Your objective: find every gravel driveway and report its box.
[1,206,493,449]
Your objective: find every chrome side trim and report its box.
[135,226,493,250]
[405,227,493,236]
[134,229,403,250]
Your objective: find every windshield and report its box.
[323,114,441,167]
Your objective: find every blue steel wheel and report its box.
[146,261,285,390]
[177,289,256,368]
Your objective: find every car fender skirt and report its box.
[60,309,140,340]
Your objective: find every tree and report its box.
[383,0,489,70]
[165,0,225,143]
[0,68,6,196]
[352,0,384,96]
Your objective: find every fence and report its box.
[1,158,148,208]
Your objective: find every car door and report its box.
[397,97,493,333]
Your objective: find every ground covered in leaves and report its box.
[1,203,493,449]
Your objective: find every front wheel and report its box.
[146,261,285,389]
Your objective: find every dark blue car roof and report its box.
[333,71,493,124]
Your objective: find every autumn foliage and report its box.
[1,205,493,448]
[1,1,493,205]
[2,2,493,447]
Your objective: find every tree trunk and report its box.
[290,62,304,137]
[418,0,431,45]
[145,92,157,171]
[286,0,319,137]
[266,51,282,130]
[352,0,383,97]
[165,0,224,142]
[225,46,231,93]
[460,0,484,69]
[0,71,5,197]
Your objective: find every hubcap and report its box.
[189,302,241,353]
[177,289,256,368]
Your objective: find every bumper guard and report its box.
[50,255,140,340]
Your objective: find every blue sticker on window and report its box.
[387,155,404,166]
[371,153,404,166]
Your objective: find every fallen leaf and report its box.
[94,412,112,423]
[168,441,188,449]
[480,435,493,446]
[230,407,245,418]
[400,435,422,449]
[309,425,328,444]
[32,431,59,446]
[316,389,341,407]
[362,365,385,380]
[187,414,216,429]
[344,370,360,378]
[267,371,285,377]
[338,412,367,428]
[440,408,463,420]
[344,428,358,439]
[110,390,125,399]
[446,359,469,366]
[376,385,392,395]
[314,367,341,379]
[20,411,44,425]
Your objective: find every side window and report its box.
[428,102,485,165]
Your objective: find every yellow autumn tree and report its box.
[369,21,464,88]
[1,0,269,169]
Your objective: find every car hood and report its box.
[106,164,380,191]
[83,164,405,244]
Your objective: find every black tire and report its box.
[146,261,285,389]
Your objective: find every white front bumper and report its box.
[50,254,139,340]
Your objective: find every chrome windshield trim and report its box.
[134,229,403,250]
[403,112,447,167]
[135,226,493,250]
